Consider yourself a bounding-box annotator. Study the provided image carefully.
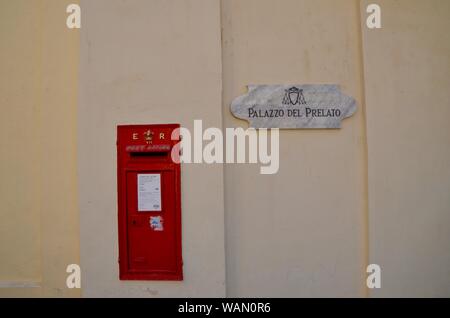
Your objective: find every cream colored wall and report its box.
[361,0,450,297]
[0,0,80,297]
[221,0,368,297]
[1,0,449,298]
[77,0,226,297]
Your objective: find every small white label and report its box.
[150,216,164,231]
[137,174,161,211]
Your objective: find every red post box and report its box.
[117,124,182,280]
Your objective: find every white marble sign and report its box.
[231,85,357,129]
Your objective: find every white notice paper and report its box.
[137,174,161,211]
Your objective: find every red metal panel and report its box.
[117,124,182,280]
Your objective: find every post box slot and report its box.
[129,151,168,158]
[129,151,170,162]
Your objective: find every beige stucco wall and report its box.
[77,0,226,297]
[221,0,368,297]
[0,0,80,297]
[361,0,450,297]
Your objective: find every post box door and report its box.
[125,168,178,274]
